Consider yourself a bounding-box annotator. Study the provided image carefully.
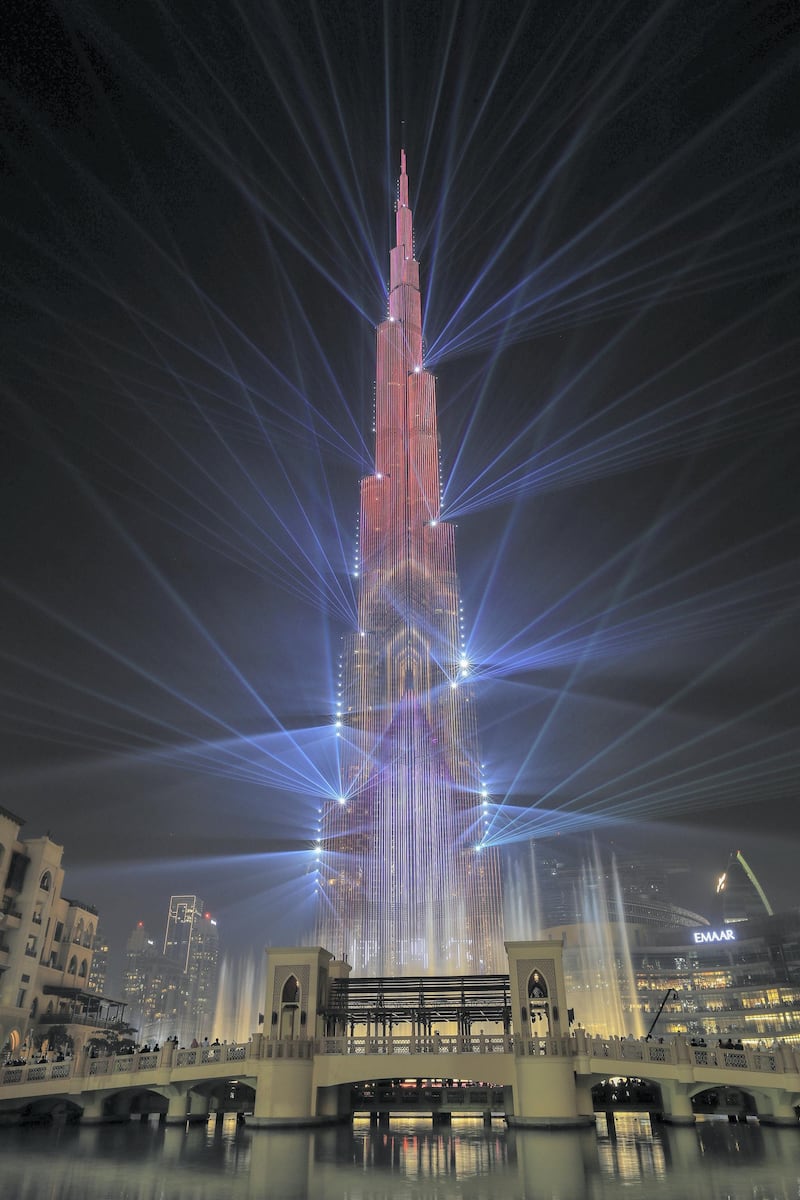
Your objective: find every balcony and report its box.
[24,946,38,958]
[38,960,65,978]
[36,1012,112,1029]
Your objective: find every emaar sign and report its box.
[692,928,736,944]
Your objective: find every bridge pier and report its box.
[759,1091,799,1126]
[76,1091,115,1125]
[508,1056,594,1129]
[249,1057,319,1128]
[164,1085,209,1126]
[660,1082,695,1125]
[575,1079,596,1123]
[505,941,594,1129]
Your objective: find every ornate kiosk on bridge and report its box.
[253,939,592,1128]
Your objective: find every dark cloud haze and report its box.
[2,0,799,972]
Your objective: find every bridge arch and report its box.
[20,1097,82,1125]
[689,1083,757,1120]
[197,1078,256,1115]
[591,1075,664,1114]
[98,1087,172,1121]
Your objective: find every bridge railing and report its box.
[581,1034,792,1074]
[0,1041,254,1088]
[514,1035,572,1058]
[260,1039,313,1060]
[1,1060,76,1086]
[314,1034,512,1056]
[174,1044,250,1068]
[1,1035,797,1089]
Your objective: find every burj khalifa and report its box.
[316,150,504,975]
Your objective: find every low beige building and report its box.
[0,806,121,1057]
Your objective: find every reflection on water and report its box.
[0,1114,798,1199]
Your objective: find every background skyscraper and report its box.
[163,895,219,1041]
[316,152,504,975]
[123,920,187,1043]
[121,898,219,1043]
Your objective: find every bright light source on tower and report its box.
[429,519,438,527]
[414,365,422,373]
[337,796,346,805]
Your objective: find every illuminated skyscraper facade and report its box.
[163,895,219,1041]
[316,151,504,975]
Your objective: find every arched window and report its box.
[79,959,88,978]
[73,919,84,945]
[527,969,550,1035]
[40,871,52,892]
[279,974,301,1039]
[30,997,38,1018]
[281,974,300,1004]
[528,969,548,1000]
[84,922,95,948]
[67,955,77,975]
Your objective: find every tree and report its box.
[86,1021,138,1056]
[38,1025,74,1055]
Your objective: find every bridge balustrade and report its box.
[580,1035,789,1075]
[262,1039,313,1060]
[0,1036,797,1094]
[515,1036,568,1058]
[314,1034,512,1056]
[586,1037,650,1063]
[646,1045,669,1064]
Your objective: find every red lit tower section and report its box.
[317,151,504,975]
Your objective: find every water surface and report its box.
[1,1114,798,1199]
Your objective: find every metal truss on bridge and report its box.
[322,973,514,1035]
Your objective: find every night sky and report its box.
[2,0,799,975]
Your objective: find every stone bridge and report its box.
[1,1031,798,1128]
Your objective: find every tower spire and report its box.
[389,150,420,360]
[398,146,409,210]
